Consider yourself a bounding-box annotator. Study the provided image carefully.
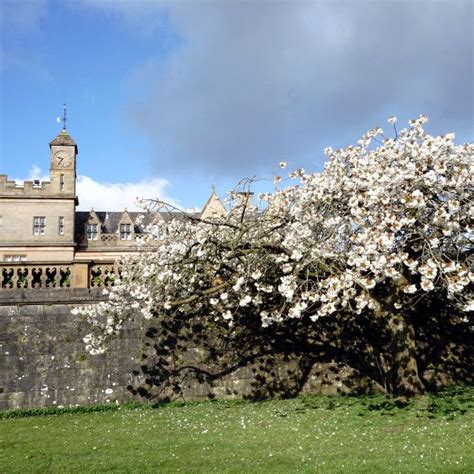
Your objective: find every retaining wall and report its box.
[0,290,143,410]
[0,290,380,410]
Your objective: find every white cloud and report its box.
[77,175,177,211]
[29,165,49,181]
[13,165,49,185]
[15,166,177,211]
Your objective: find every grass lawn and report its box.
[0,387,473,473]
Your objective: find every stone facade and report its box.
[0,129,77,263]
[0,127,227,266]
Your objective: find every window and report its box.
[58,216,65,235]
[4,255,27,262]
[120,223,132,240]
[60,174,65,191]
[87,223,98,240]
[33,217,46,235]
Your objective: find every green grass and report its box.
[1,387,473,473]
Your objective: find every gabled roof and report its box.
[199,188,227,220]
[87,210,102,224]
[118,210,133,224]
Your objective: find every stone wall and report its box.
[0,289,143,410]
[0,289,381,411]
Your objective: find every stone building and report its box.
[0,129,78,263]
[0,127,227,286]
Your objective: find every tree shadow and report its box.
[124,291,473,403]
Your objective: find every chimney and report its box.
[235,192,254,210]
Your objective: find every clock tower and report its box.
[49,128,77,198]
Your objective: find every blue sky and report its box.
[1,0,472,211]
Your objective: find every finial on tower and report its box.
[62,103,67,130]
[56,104,67,131]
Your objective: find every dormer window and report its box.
[120,224,132,240]
[87,223,99,240]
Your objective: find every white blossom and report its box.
[74,116,473,355]
[239,295,252,307]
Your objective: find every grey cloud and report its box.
[119,1,473,176]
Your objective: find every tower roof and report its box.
[49,129,78,152]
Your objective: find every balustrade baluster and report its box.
[113,262,120,285]
[40,267,47,288]
[61,267,72,287]
[12,268,19,288]
[27,268,33,289]
[52,266,59,287]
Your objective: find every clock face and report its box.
[53,151,73,168]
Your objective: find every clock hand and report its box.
[58,157,63,165]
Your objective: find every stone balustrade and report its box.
[90,263,122,287]
[0,261,121,290]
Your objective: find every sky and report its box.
[0,0,472,211]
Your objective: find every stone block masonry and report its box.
[0,289,143,410]
[0,289,381,410]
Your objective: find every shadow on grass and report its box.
[1,384,472,420]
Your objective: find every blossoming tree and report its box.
[77,116,473,398]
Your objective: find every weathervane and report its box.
[56,103,67,131]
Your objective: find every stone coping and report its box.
[0,288,107,305]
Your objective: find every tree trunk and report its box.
[387,313,425,398]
